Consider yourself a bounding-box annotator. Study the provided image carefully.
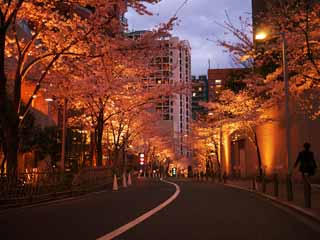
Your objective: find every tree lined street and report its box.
[1,1,320,239]
[1,179,319,240]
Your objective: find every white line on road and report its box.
[96,179,180,240]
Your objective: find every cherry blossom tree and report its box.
[0,0,166,176]
[191,119,222,179]
[216,1,320,119]
[207,89,274,177]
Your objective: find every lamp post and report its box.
[256,31,293,200]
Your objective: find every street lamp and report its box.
[255,31,293,200]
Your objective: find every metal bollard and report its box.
[303,175,311,208]
[286,174,293,201]
[222,172,227,184]
[252,177,256,190]
[273,173,279,197]
[262,175,267,193]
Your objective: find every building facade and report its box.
[216,1,320,180]
[191,75,208,120]
[207,68,247,100]
[152,37,192,169]
[127,32,193,169]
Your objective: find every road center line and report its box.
[96,179,180,240]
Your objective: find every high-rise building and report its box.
[153,37,192,167]
[191,75,208,120]
[207,68,246,101]
[126,31,193,168]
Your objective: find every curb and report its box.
[225,183,320,224]
[311,184,320,191]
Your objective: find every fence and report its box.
[0,167,113,207]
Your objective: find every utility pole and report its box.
[282,32,293,201]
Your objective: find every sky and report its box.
[126,0,252,76]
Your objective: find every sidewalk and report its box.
[227,179,320,221]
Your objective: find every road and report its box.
[0,179,319,240]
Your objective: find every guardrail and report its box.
[0,168,113,207]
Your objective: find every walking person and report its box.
[294,142,317,208]
[294,142,317,179]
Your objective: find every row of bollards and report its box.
[251,173,312,208]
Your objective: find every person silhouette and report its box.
[294,142,317,177]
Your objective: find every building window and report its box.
[215,79,222,84]
[163,114,170,120]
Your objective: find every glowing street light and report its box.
[255,32,267,40]
[255,30,292,201]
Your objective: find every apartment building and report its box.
[207,68,246,101]
[127,32,193,168]
[191,75,208,120]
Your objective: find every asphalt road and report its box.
[0,179,174,240]
[1,179,320,240]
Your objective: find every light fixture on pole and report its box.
[255,30,293,200]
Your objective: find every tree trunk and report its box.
[0,27,20,178]
[0,140,7,175]
[0,29,8,140]
[60,98,67,172]
[112,146,121,174]
[4,118,19,177]
[89,130,95,167]
[0,157,6,175]
[122,144,127,174]
[96,111,104,167]
[0,30,7,109]
[254,130,263,178]
[214,141,222,181]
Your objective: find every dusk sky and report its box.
[126,0,252,76]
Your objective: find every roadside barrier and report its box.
[0,168,113,207]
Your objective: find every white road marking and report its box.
[97,179,180,240]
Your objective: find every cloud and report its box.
[126,0,252,76]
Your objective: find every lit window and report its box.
[198,87,202,91]
[192,93,196,97]
[215,79,222,84]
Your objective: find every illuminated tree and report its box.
[216,1,320,119]
[203,89,273,178]
[0,0,168,175]
[191,119,222,179]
